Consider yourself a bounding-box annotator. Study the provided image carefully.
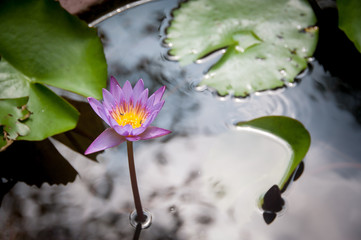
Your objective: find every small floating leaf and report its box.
[237,116,311,189]
[201,116,310,223]
[337,0,361,52]
[166,0,318,96]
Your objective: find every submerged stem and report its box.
[127,141,146,223]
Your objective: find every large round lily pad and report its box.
[0,0,107,99]
[0,0,107,142]
[165,0,318,96]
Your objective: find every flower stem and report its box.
[127,141,146,223]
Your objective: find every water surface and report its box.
[1,0,361,239]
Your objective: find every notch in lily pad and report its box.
[0,97,30,151]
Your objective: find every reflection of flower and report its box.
[85,77,171,155]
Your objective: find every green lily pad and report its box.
[0,0,107,99]
[337,0,361,52]
[237,116,311,189]
[0,97,30,150]
[0,59,30,99]
[0,58,80,141]
[0,0,107,141]
[17,84,79,141]
[165,0,318,96]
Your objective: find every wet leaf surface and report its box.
[165,0,318,96]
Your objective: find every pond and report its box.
[1,0,361,239]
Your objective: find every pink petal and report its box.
[131,126,147,135]
[153,86,166,104]
[87,97,102,115]
[142,111,159,127]
[102,88,115,111]
[137,126,171,140]
[109,76,120,95]
[146,94,155,108]
[88,97,110,125]
[133,79,145,100]
[149,101,164,115]
[125,135,142,141]
[108,116,119,129]
[113,124,133,136]
[117,87,126,105]
[85,128,126,155]
[122,80,133,102]
[110,76,122,103]
[136,89,149,107]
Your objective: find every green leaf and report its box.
[237,116,311,189]
[0,58,80,141]
[0,0,107,99]
[0,59,30,99]
[337,0,361,52]
[165,0,318,96]
[0,0,106,141]
[18,84,79,141]
[0,97,30,150]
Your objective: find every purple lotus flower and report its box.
[85,77,171,155]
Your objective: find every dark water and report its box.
[1,0,361,239]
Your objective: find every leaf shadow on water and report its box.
[0,99,106,206]
[311,0,361,89]
[0,139,78,206]
[307,0,361,126]
[53,99,106,162]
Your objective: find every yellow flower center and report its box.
[111,103,148,129]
